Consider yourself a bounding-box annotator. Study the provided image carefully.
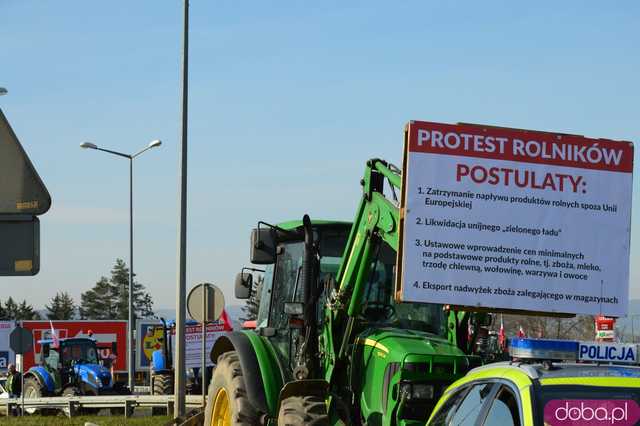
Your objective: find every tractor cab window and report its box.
[256,264,273,329]
[361,241,447,337]
[267,225,350,372]
[269,227,349,331]
[44,347,60,369]
[60,341,99,367]
[270,241,305,331]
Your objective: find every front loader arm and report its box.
[323,160,401,384]
[324,159,479,375]
[335,159,400,309]
[322,159,484,422]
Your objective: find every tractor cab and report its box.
[40,338,100,371]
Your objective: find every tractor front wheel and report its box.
[61,386,80,416]
[204,351,260,426]
[277,395,329,426]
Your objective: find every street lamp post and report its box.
[81,139,161,392]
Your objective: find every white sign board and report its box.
[0,322,14,371]
[182,322,231,369]
[399,121,634,316]
[578,342,639,364]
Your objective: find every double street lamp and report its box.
[80,139,162,391]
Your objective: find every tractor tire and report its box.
[204,351,260,426]
[152,373,174,395]
[277,395,330,426]
[61,386,80,417]
[23,377,52,415]
[80,387,101,415]
[151,372,174,415]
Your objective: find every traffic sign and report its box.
[0,216,39,276]
[187,283,224,323]
[9,326,33,354]
[0,109,51,215]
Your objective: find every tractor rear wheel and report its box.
[152,372,174,395]
[23,377,51,415]
[277,395,329,426]
[151,373,174,416]
[204,351,260,426]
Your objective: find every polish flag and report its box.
[516,325,526,339]
[218,309,234,331]
[498,315,506,350]
[49,321,60,348]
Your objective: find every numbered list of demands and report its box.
[401,121,634,316]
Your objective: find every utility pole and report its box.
[174,0,189,418]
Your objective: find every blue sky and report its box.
[2,1,639,311]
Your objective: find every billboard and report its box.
[22,320,127,372]
[398,121,633,316]
[136,312,233,371]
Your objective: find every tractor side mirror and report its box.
[250,228,276,264]
[235,272,253,299]
[43,343,50,358]
[111,342,118,356]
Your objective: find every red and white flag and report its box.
[49,320,60,348]
[516,325,526,339]
[498,315,506,350]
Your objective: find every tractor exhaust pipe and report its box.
[295,214,318,379]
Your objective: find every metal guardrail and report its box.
[3,394,204,418]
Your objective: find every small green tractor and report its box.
[205,159,490,425]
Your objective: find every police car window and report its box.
[449,383,494,426]
[428,387,469,426]
[482,386,520,426]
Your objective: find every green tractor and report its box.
[205,159,489,425]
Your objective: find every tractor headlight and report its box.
[399,382,434,400]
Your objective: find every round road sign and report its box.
[187,283,225,323]
[9,326,33,354]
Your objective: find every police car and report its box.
[426,339,640,426]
